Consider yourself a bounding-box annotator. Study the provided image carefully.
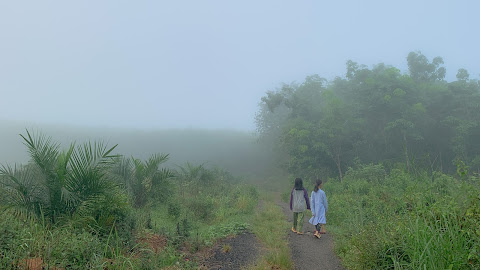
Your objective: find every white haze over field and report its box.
[0,121,277,178]
[1,0,479,131]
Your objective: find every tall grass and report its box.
[0,210,104,269]
[327,165,480,269]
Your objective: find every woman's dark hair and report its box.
[294,178,303,190]
[314,179,323,192]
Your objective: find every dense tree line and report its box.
[256,51,480,181]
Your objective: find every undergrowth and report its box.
[327,164,480,269]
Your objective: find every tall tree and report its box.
[407,51,446,82]
[256,51,480,180]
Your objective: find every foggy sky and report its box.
[1,0,479,131]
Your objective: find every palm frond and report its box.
[108,156,134,187]
[3,132,126,225]
[0,164,44,218]
[19,130,67,222]
[132,157,145,180]
[177,162,206,182]
[125,153,171,207]
[145,153,169,176]
[151,168,175,188]
[20,130,60,179]
[158,168,175,179]
[66,140,119,214]
[56,144,78,209]
[69,141,115,185]
[57,143,75,183]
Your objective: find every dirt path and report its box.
[196,199,266,270]
[279,200,346,270]
[198,232,262,270]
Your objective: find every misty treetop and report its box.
[256,51,480,181]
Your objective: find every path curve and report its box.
[279,200,346,270]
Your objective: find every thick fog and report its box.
[0,120,277,178]
[1,1,479,176]
[1,1,479,131]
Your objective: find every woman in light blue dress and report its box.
[309,179,328,238]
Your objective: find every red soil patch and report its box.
[17,257,43,270]
[136,232,168,253]
[17,257,65,270]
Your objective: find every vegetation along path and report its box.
[279,200,345,270]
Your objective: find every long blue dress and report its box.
[308,189,328,225]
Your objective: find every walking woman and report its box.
[309,179,328,238]
[289,178,310,234]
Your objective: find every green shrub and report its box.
[0,211,104,269]
[45,229,102,269]
[167,202,181,218]
[188,195,215,221]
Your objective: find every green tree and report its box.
[407,51,446,82]
[456,68,470,81]
[256,51,480,180]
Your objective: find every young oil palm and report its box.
[0,130,122,225]
[110,153,173,208]
[0,163,45,218]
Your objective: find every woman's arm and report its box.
[304,189,311,210]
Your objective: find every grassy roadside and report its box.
[327,166,480,269]
[248,191,293,270]
[0,164,259,269]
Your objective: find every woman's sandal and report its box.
[314,232,321,239]
[291,227,297,233]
